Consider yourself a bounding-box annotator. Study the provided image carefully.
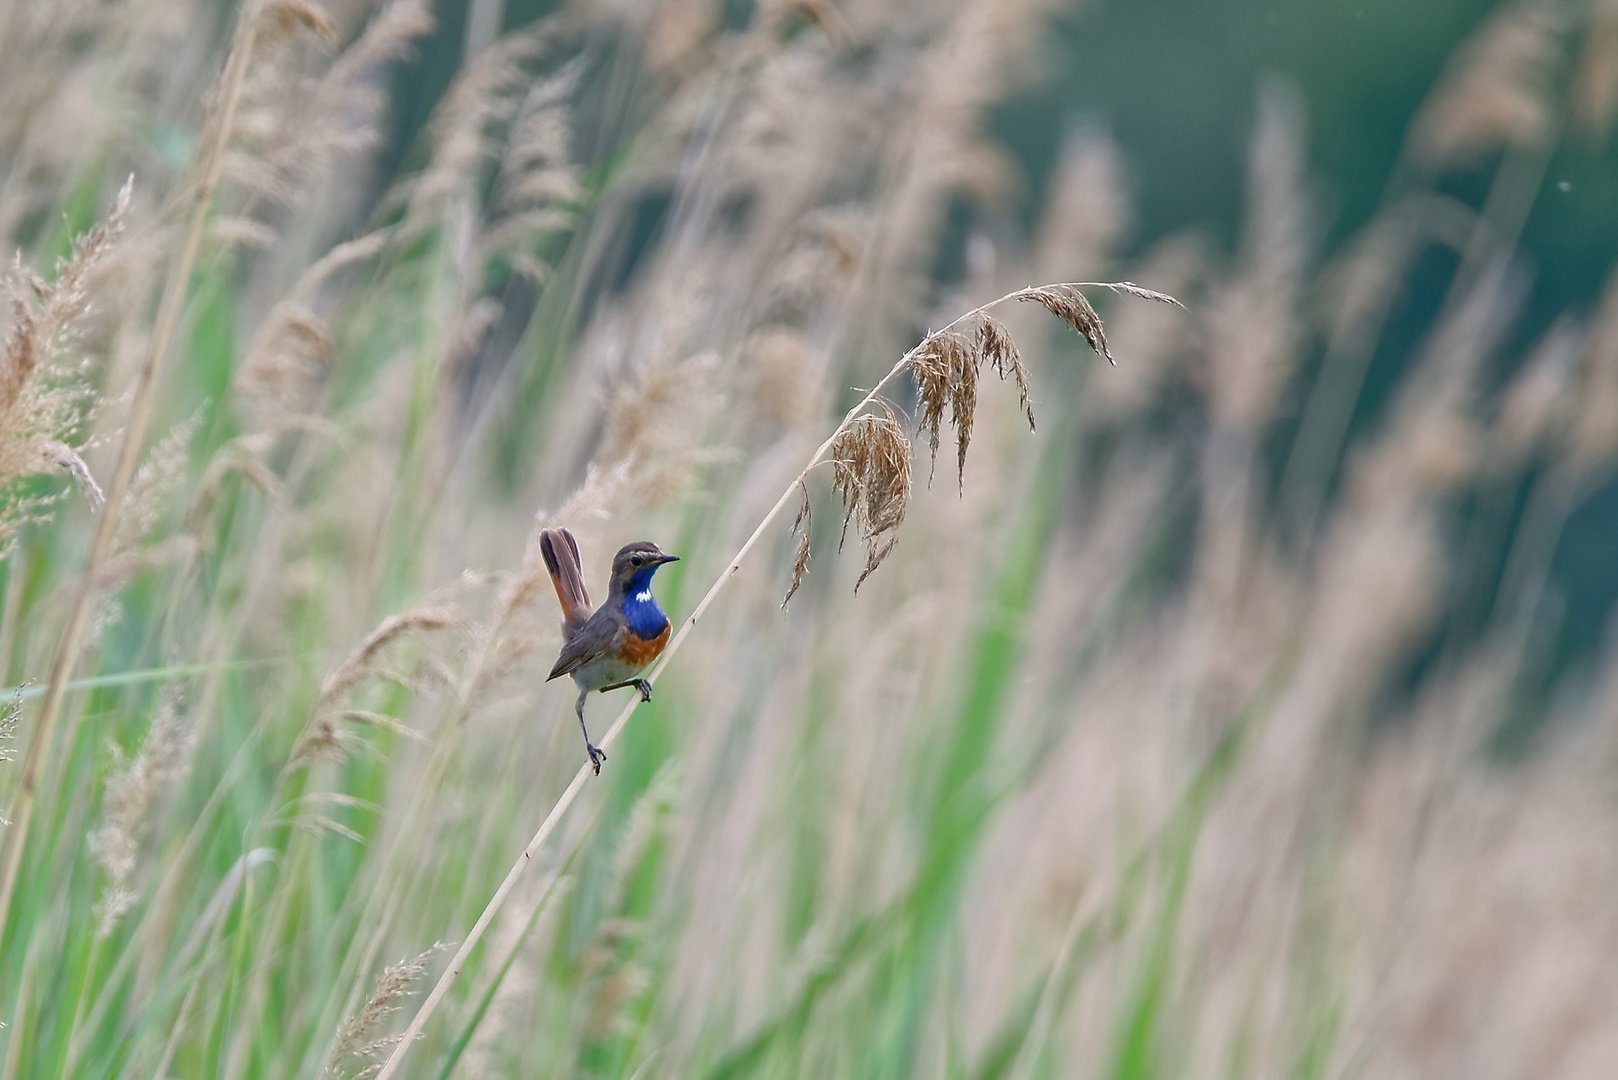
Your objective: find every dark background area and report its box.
[1006,0,1618,689]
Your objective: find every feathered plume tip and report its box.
[910,312,1033,489]
[291,608,459,769]
[831,403,913,591]
[324,943,452,1079]
[259,0,341,45]
[0,176,133,549]
[1013,280,1183,368]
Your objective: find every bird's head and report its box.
[609,541,679,596]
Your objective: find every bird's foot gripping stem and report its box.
[601,678,654,703]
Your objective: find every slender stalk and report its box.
[371,282,1151,1079]
[1006,885,1090,1080]
[60,724,269,1076]
[0,0,265,942]
[371,359,909,1080]
[0,931,31,1080]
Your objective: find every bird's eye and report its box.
[630,555,643,567]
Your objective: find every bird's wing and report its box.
[547,611,620,681]
[540,527,592,637]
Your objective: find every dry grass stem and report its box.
[237,302,336,425]
[340,710,432,748]
[1497,314,1583,457]
[193,436,292,511]
[227,0,433,213]
[232,235,394,430]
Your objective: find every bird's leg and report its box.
[576,690,606,774]
[599,678,653,703]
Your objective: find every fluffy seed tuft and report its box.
[261,0,341,45]
[1016,284,1113,363]
[0,177,131,551]
[87,688,196,936]
[977,315,1034,431]
[325,944,450,1079]
[908,312,1037,490]
[317,608,461,708]
[830,403,912,590]
[0,686,21,768]
[294,609,460,767]
[37,441,104,508]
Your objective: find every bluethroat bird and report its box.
[540,527,679,774]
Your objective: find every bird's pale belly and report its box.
[569,622,669,692]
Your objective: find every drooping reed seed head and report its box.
[830,402,912,589]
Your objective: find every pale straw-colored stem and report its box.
[371,282,1095,1079]
[0,0,264,939]
[371,354,913,1080]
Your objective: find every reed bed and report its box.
[0,1,1616,1078]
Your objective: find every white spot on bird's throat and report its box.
[636,590,652,603]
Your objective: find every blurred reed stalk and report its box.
[0,0,268,939]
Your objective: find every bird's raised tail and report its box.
[540,527,591,638]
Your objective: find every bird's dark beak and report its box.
[654,553,680,565]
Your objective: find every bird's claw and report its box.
[587,743,607,775]
[634,679,653,703]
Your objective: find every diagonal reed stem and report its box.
[372,282,1167,1079]
[0,0,266,943]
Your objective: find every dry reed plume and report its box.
[87,688,195,935]
[815,281,1178,594]
[0,179,131,548]
[324,944,448,1080]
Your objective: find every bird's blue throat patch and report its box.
[619,566,669,638]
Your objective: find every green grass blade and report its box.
[0,656,299,700]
